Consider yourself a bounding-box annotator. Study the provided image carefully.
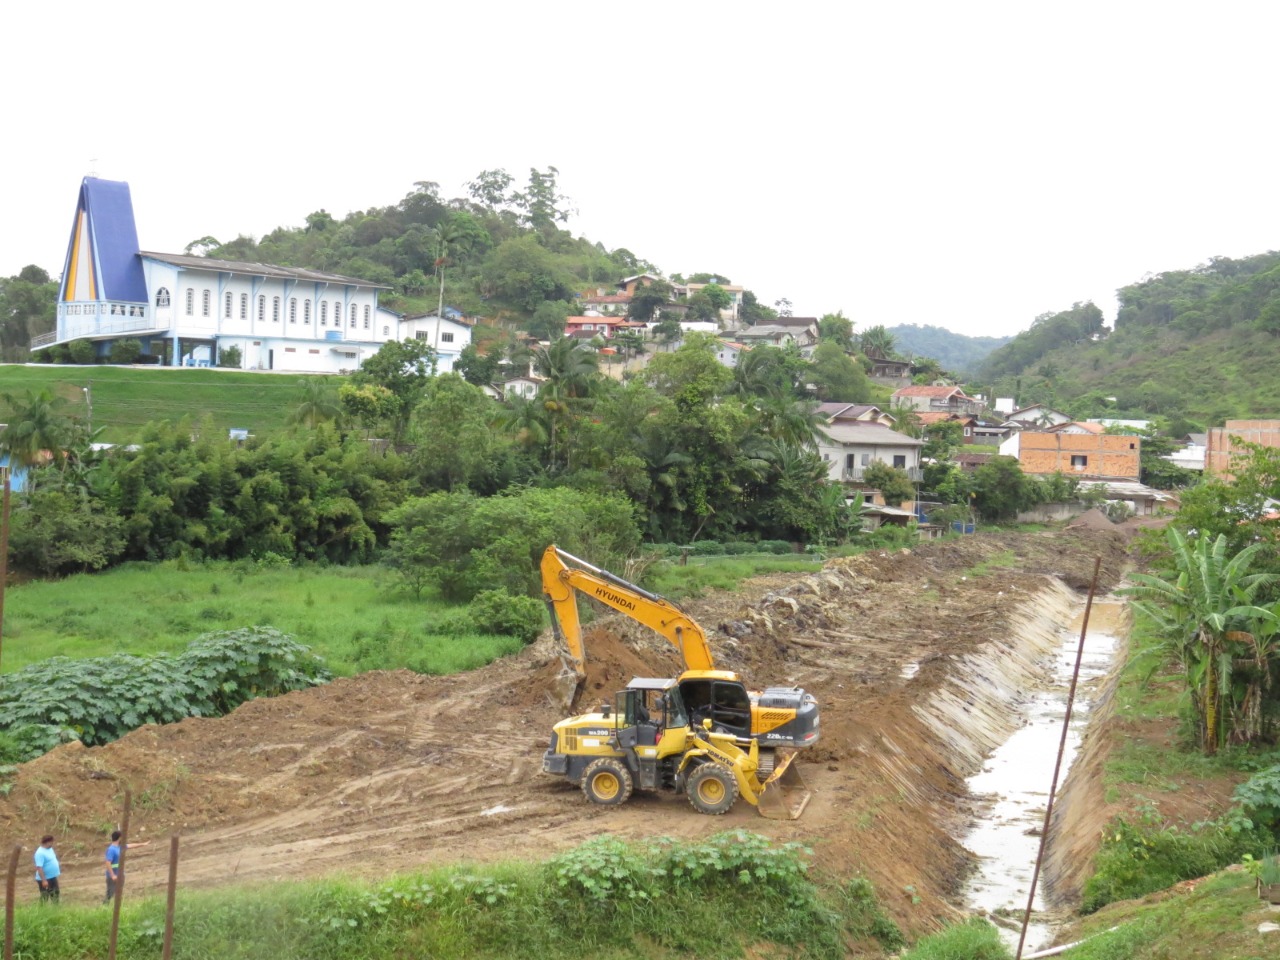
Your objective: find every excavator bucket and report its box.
[755,751,811,821]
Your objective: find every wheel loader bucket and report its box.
[755,751,811,821]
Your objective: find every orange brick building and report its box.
[1006,432,1141,479]
[1206,420,1280,480]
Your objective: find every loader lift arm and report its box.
[541,544,716,683]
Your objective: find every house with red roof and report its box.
[890,384,985,415]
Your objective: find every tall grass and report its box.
[1,560,521,677]
[7,833,857,960]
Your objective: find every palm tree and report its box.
[0,388,72,468]
[751,392,830,448]
[286,377,342,429]
[533,337,599,400]
[860,325,896,360]
[1121,528,1279,754]
[431,219,475,347]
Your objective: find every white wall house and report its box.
[39,177,467,374]
[815,422,924,484]
[398,314,475,373]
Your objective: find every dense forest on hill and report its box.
[975,250,1280,430]
[884,323,1011,373]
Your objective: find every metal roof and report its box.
[140,251,392,289]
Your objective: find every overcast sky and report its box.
[4,1,1278,338]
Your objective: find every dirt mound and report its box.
[1067,507,1118,531]
[0,528,1130,936]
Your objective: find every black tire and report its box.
[582,758,633,807]
[686,762,740,815]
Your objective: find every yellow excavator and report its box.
[539,545,816,819]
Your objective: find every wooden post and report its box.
[161,835,179,960]
[0,470,11,674]
[4,844,19,960]
[107,789,132,960]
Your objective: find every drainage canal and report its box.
[960,600,1125,954]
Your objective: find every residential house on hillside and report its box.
[40,177,420,373]
[617,274,664,297]
[1165,433,1207,472]
[400,313,474,373]
[736,323,820,357]
[677,281,744,322]
[1206,420,1280,480]
[564,316,646,340]
[581,291,632,315]
[1003,403,1071,430]
[816,403,897,426]
[715,340,750,368]
[816,421,923,484]
[868,356,913,386]
[890,385,985,415]
[497,374,547,399]
[999,428,1141,480]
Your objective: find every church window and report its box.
[442,332,454,343]
[240,293,248,319]
[320,302,328,326]
[201,290,211,317]
[156,288,170,307]
[272,296,281,323]
[185,289,194,315]
[258,295,266,321]
[304,299,311,324]
[225,292,233,318]
[363,305,370,329]
[350,304,357,328]
[382,325,389,336]
[289,298,298,323]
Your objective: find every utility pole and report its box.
[0,470,9,674]
[83,383,93,434]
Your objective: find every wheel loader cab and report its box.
[614,680,690,756]
[678,675,753,739]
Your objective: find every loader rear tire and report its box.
[582,758,633,806]
[686,762,739,815]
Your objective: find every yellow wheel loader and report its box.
[540,545,820,773]
[543,677,811,820]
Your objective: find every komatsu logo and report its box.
[594,586,637,611]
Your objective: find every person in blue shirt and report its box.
[33,835,60,902]
[103,830,150,904]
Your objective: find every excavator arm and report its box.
[541,545,716,688]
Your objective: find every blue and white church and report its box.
[39,178,471,373]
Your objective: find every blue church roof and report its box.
[60,178,149,305]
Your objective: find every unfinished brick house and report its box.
[999,430,1141,480]
[1206,420,1280,480]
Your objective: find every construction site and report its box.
[1,524,1182,946]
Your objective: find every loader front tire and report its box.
[686,762,739,815]
[582,758,633,806]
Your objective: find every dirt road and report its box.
[0,530,1128,933]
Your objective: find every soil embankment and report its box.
[0,530,1128,934]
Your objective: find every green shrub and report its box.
[723,541,756,555]
[67,339,96,364]
[839,877,906,950]
[1233,763,1280,831]
[758,539,795,555]
[688,540,723,556]
[900,918,1010,959]
[467,589,545,645]
[108,338,143,364]
[1081,812,1272,913]
[218,344,242,368]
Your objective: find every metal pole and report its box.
[0,471,10,674]
[1015,556,1102,960]
[107,789,132,960]
[4,844,19,960]
[161,835,179,960]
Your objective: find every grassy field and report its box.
[1,560,521,677]
[0,364,335,442]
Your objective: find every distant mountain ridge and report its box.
[884,323,1012,374]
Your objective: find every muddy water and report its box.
[961,601,1123,954]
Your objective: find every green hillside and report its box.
[975,250,1280,429]
[885,323,1012,374]
[0,365,328,442]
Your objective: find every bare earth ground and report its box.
[1,529,1132,935]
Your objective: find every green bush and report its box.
[1234,762,1280,831]
[839,877,905,951]
[67,339,96,364]
[723,541,756,555]
[0,627,330,759]
[467,589,545,645]
[758,539,795,555]
[1081,812,1272,913]
[108,338,143,364]
[688,540,723,556]
[900,918,1010,959]
[219,344,242,368]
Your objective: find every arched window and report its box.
[201,290,211,317]
[224,292,233,318]
[382,325,389,336]
[320,302,328,326]
[303,300,311,324]
[272,297,281,322]
[156,287,171,307]
[185,289,194,315]
[363,305,370,329]
[258,295,266,321]
[350,303,357,328]
[240,293,248,319]
[289,298,297,324]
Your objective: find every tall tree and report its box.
[286,378,342,429]
[0,388,74,468]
